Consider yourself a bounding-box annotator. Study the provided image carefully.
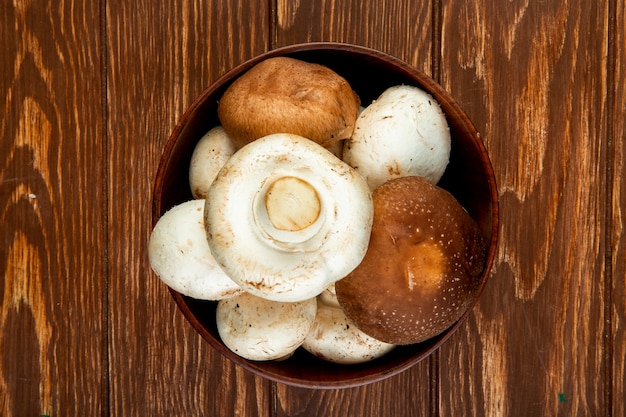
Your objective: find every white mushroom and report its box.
[318,284,341,309]
[322,107,365,160]
[189,126,237,199]
[343,85,451,190]
[148,199,243,300]
[216,292,317,361]
[204,133,374,302]
[302,298,396,365]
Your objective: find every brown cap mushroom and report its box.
[335,176,487,345]
[217,57,360,149]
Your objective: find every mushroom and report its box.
[322,106,365,160]
[216,292,317,361]
[204,133,374,302]
[148,199,243,300]
[342,85,451,190]
[217,56,360,149]
[335,176,487,345]
[302,296,396,365]
[188,126,237,199]
[318,283,341,309]
[326,139,345,160]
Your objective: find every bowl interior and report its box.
[152,43,499,389]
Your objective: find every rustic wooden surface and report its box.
[1,0,623,415]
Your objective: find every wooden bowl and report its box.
[152,43,499,389]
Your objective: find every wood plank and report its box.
[439,0,610,415]
[612,0,625,414]
[105,0,272,415]
[0,0,619,415]
[0,1,105,415]
[275,0,432,72]
[274,1,434,416]
[275,375,433,417]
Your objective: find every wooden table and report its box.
[1,0,624,415]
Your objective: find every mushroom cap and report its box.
[216,292,317,361]
[148,200,243,300]
[343,85,451,190]
[188,126,237,199]
[204,133,374,302]
[217,56,360,149]
[335,176,487,345]
[303,298,396,365]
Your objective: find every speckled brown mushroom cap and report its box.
[335,176,487,345]
[217,56,360,149]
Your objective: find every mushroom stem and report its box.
[265,176,321,231]
[253,174,327,252]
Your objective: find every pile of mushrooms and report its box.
[149,57,487,364]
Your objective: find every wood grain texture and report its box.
[612,0,625,414]
[273,1,434,416]
[275,374,433,417]
[0,1,105,415]
[2,0,623,415]
[105,0,272,415]
[275,0,433,73]
[439,0,611,415]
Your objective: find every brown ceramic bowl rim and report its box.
[152,42,499,389]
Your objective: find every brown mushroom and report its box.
[217,57,360,149]
[335,176,487,345]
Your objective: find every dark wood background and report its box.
[1,0,623,415]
